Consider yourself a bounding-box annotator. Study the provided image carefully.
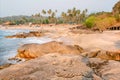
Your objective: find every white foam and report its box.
[22,37,53,44]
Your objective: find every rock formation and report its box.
[17,41,84,59]
[88,58,120,80]
[81,49,120,60]
[6,31,43,38]
[0,54,93,80]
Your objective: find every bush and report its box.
[57,20,63,24]
[85,16,96,28]
[42,19,49,24]
[114,14,120,22]
[85,15,117,30]
[95,17,116,30]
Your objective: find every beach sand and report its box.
[0,24,120,80]
[1,24,120,50]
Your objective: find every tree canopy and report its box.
[113,1,120,14]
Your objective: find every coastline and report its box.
[1,24,120,50]
[0,24,120,79]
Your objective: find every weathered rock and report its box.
[88,49,101,58]
[96,50,120,60]
[100,60,120,80]
[0,54,93,80]
[92,74,102,80]
[81,49,120,60]
[0,63,12,70]
[16,41,84,59]
[81,49,101,58]
[5,31,43,38]
[88,58,120,80]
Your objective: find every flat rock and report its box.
[0,54,93,80]
[6,31,43,38]
[88,58,120,80]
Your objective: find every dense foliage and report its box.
[113,1,120,14]
[85,14,116,30]
[0,8,87,25]
[84,16,96,28]
[112,1,120,22]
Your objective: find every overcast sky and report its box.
[0,0,119,17]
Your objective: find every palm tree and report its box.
[61,12,67,23]
[55,10,57,13]
[80,9,87,22]
[42,9,46,15]
[113,1,120,14]
[47,9,52,15]
[76,10,81,24]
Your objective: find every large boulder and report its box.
[17,41,84,59]
[0,54,93,80]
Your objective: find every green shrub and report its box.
[85,16,96,28]
[42,19,49,24]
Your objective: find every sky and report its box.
[0,0,119,17]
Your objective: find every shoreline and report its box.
[1,24,120,50]
[0,24,120,79]
[0,24,77,30]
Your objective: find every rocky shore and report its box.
[5,31,44,38]
[0,25,120,80]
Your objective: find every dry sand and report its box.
[1,24,120,51]
[0,24,120,80]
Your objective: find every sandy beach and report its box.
[0,24,120,80]
[1,24,120,50]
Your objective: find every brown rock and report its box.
[17,41,84,59]
[0,63,12,70]
[5,31,43,38]
[82,49,120,60]
[100,60,120,80]
[88,58,120,80]
[0,54,93,80]
[96,50,120,60]
[88,49,101,58]
[92,74,102,80]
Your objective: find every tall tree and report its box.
[42,9,46,15]
[113,1,120,14]
[113,1,120,22]
[47,9,52,15]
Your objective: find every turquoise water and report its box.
[0,30,52,65]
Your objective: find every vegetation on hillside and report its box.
[0,8,88,25]
[84,1,120,30]
[113,1,120,14]
[85,12,116,30]
[0,1,120,31]
[113,1,120,22]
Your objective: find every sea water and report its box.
[0,29,52,65]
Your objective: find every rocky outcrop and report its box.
[17,41,84,59]
[0,54,93,80]
[0,53,120,80]
[6,31,43,38]
[81,49,120,60]
[88,58,120,80]
[0,63,12,70]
